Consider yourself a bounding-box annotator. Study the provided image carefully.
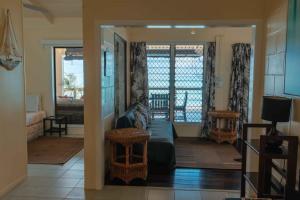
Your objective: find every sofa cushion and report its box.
[133,110,147,130]
[148,119,174,144]
[136,103,151,125]
[147,119,176,168]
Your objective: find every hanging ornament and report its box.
[0,9,22,71]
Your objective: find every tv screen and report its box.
[285,0,300,96]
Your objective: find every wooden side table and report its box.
[43,116,68,137]
[241,124,298,199]
[106,128,150,184]
[208,110,240,144]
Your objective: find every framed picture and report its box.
[114,33,127,116]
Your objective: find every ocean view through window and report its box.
[147,44,203,122]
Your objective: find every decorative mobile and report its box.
[0,9,22,71]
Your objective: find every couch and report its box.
[116,104,176,170]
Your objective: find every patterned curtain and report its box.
[228,43,251,135]
[201,42,216,137]
[130,42,149,106]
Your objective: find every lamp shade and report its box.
[261,96,292,122]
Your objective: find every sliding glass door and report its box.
[174,45,203,122]
[147,45,171,119]
[147,44,203,123]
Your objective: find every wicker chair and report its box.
[106,128,150,184]
[150,93,169,119]
[174,91,188,122]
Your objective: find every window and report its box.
[54,47,84,124]
[147,44,203,123]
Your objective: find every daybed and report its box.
[26,95,46,141]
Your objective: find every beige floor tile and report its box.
[75,159,84,164]
[64,199,84,200]
[19,177,58,187]
[1,196,63,200]
[65,188,88,199]
[27,164,63,170]
[2,149,241,200]
[9,186,73,198]
[175,190,201,200]
[55,178,81,187]
[66,187,122,200]
[148,188,174,200]
[62,170,84,178]
[75,179,84,188]
[70,163,84,170]
[27,168,67,178]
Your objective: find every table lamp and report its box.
[261,96,292,151]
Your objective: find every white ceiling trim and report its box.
[41,40,83,47]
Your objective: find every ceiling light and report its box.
[101,25,114,28]
[174,25,206,29]
[146,25,172,29]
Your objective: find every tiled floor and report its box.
[1,150,240,200]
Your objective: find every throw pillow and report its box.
[134,110,147,130]
[136,103,151,125]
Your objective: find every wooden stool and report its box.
[208,111,240,144]
[105,128,150,184]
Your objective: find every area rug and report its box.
[28,136,84,164]
[175,138,241,170]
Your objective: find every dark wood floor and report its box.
[106,168,241,190]
[106,138,242,190]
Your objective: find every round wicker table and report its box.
[208,110,240,144]
[105,128,150,184]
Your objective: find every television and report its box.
[285,0,300,96]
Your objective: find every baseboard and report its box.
[0,174,26,198]
[174,123,201,137]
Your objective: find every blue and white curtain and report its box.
[130,42,149,107]
[201,42,216,137]
[228,43,251,135]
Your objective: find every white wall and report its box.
[129,27,253,137]
[23,17,83,136]
[0,0,27,197]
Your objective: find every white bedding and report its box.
[26,111,46,126]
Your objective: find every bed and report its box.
[56,97,84,124]
[26,95,46,141]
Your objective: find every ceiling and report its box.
[23,0,82,18]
